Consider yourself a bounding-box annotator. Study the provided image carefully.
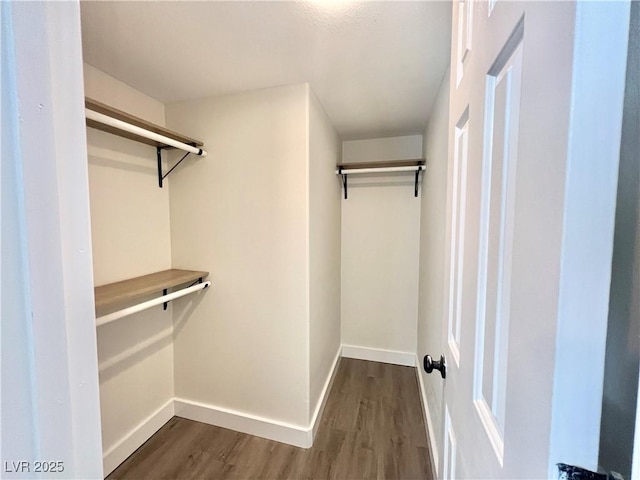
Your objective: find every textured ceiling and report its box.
[80,1,451,140]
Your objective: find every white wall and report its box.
[85,63,171,285]
[84,64,175,474]
[167,84,311,428]
[308,87,342,423]
[86,74,341,461]
[1,2,102,477]
[342,136,423,163]
[341,135,422,359]
[416,69,450,475]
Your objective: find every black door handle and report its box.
[423,354,446,379]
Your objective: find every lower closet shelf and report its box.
[95,269,210,326]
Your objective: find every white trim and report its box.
[455,0,473,87]
[443,406,457,480]
[341,344,416,367]
[448,110,470,369]
[548,2,630,476]
[102,399,174,476]
[311,348,342,439]
[102,350,343,474]
[473,35,524,468]
[6,3,103,476]
[174,398,313,448]
[415,357,440,479]
[474,397,504,465]
[175,348,342,449]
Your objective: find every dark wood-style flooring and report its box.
[108,358,434,480]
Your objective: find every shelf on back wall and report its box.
[85,97,204,149]
[94,269,209,313]
[336,159,426,170]
[336,159,427,199]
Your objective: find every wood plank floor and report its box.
[108,358,434,480]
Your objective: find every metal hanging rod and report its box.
[86,106,208,188]
[96,280,211,326]
[334,165,422,175]
[85,108,208,157]
[336,165,424,199]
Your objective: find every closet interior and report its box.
[4,1,631,478]
[86,69,434,477]
[80,3,447,477]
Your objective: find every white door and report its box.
[431,1,631,478]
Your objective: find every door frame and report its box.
[547,2,631,475]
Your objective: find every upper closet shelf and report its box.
[85,97,207,188]
[95,269,210,326]
[336,159,426,199]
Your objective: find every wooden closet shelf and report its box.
[85,97,204,148]
[336,159,426,170]
[95,269,209,311]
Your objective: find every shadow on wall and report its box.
[88,154,157,176]
[97,291,206,382]
[87,129,159,176]
[173,292,207,337]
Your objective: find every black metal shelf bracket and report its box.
[339,167,348,200]
[156,146,197,188]
[339,166,423,199]
[415,166,422,198]
[162,277,206,312]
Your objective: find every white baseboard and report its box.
[102,399,174,477]
[174,348,342,450]
[174,398,313,448]
[310,347,342,439]
[100,347,344,475]
[415,356,440,479]
[341,344,416,367]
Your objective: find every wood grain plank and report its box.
[94,269,209,311]
[85,97,204,148]
[336,159,426,170]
